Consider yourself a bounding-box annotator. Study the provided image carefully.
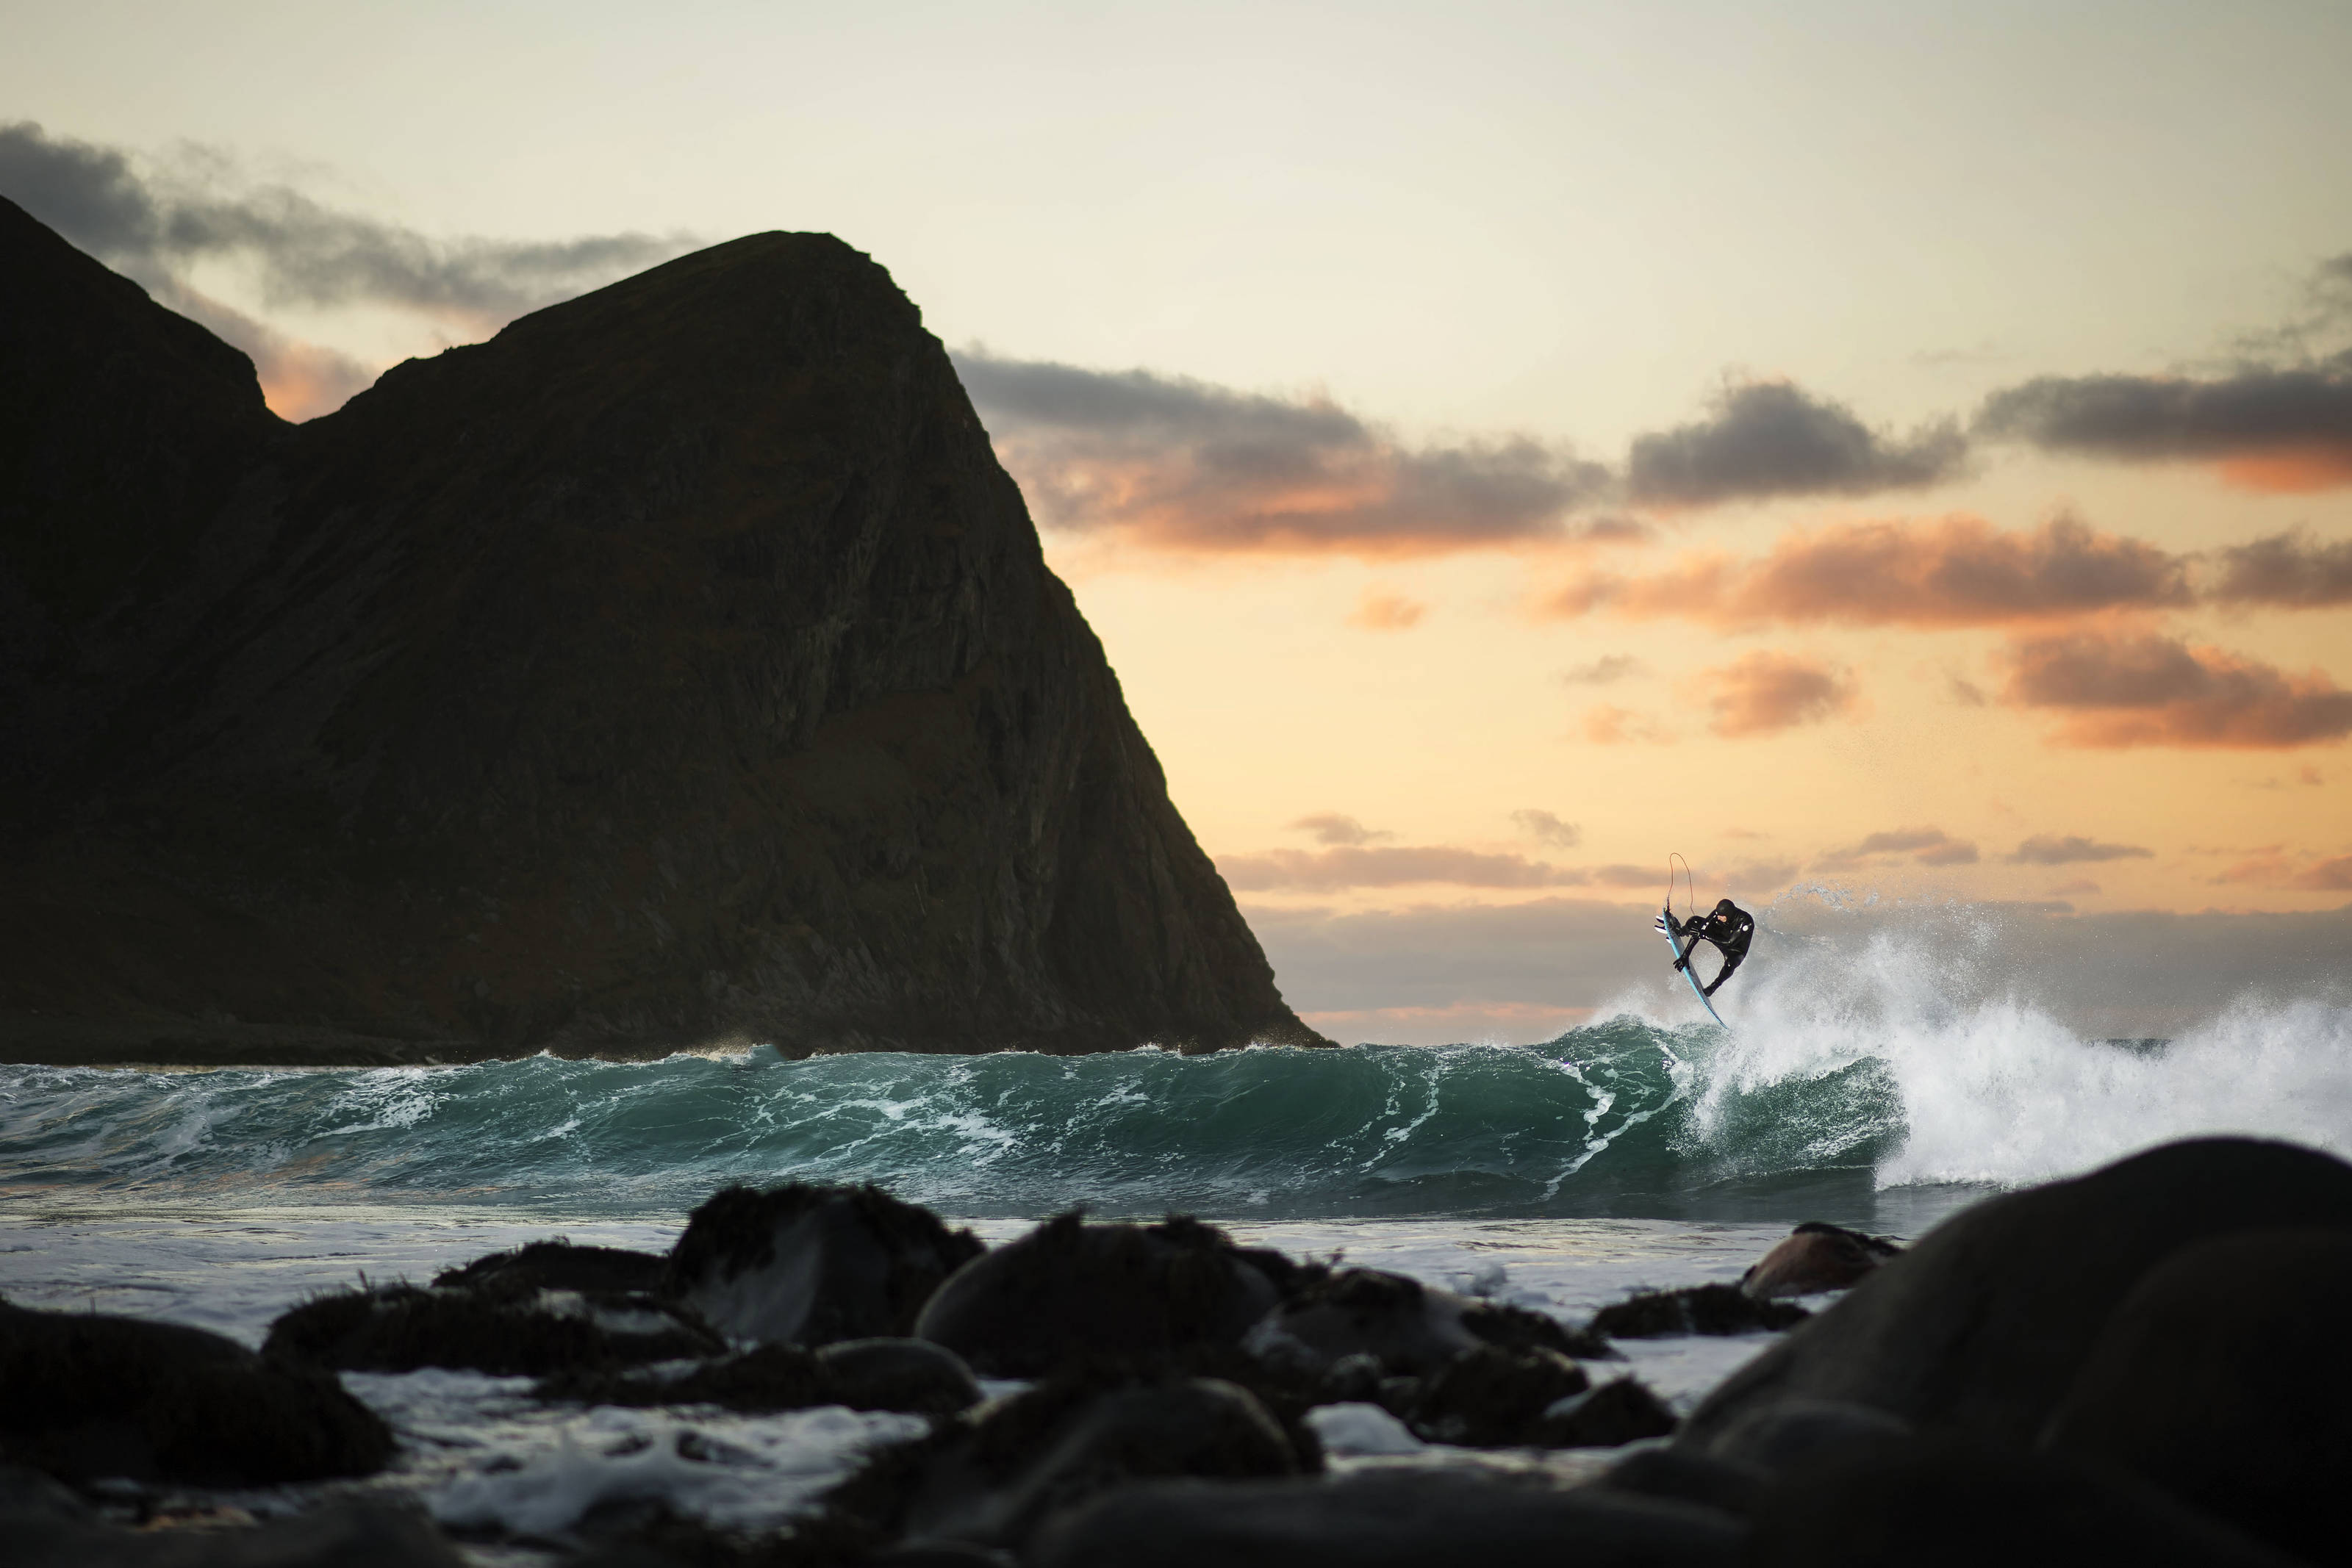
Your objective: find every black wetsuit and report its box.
[1675,901,1754,997]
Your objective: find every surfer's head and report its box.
[1715,899,1737,914]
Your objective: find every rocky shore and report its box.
[2,1134,2342,1566]
[1,197,1322,1065]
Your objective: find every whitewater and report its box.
[4,917,2348,1549]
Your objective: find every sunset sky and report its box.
[7,1,2348,1040]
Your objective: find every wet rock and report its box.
[0,1301,391,1486]
[671,1183,982,1347]
[1026,1470,1742,1568]
[0,1461,95,1521]
[1593,1445,1766,1516]
[1746,1440,2300,1568]
[262,1282,720,1375]
[1241,1267,1598,1378]
[539,1337,982,1417]
[434,1240,670,1295]
[1705,1398,1912,1473]
[0,1502,467,1568]
[2041,1227,2352,1565]
[1537,1376,1682,1447]
[913,1214,1286,1377]
[823,1366,1303,1553]
[1682,1137,2352,1451]
[1408,1344,1588,1445]
[1739,1223,1902,1301]
[1588,1284,1808,1339]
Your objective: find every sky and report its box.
[6,1,2350,1041]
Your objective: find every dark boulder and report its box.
[823,1367,1303,1553]
[1681,1137,2352,1451]
[262,1282,720,1375]
[1,204,1328,1066]
[539,1337,981,1416]
[1704,1398,1913,1473]
[0,1501,466,1568]
[1588,1283,1808,1339]
[1025,1470,1741,1568]
[1739,1223,1901,1301]
[0,1302,391,1486]
[1746,1440,2302,1568]
[670,1182,981,1346]
[2041,1227,2352,1564]
[1593,1446,1767,1516]
[913,1214,1285,1377]
[1241,1267,1595,1378]
[1408,1344,1588,1445]
[434,1240,669,1295]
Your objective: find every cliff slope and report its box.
[0,201,1324,1062]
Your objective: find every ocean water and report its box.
[6,956,2349,1553]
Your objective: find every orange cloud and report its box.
[1539,514,2191,628]
[2216,447,2352,494]
[1700,651,1859,738]
[1347,590,1427,630]
[1582,703,1673,744]
[2001,630,2352,749]
[1217,845,1590,891]
[2297,856,2352,891]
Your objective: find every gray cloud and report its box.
[1976,360,2352,467]
[1560,655,1646,686]
[0,120,695,331]
[1289,813,1391,846]
[2007,834,2155,866]
[1814,826,1979,872]
[2212,529,2352,608]
[1626,381,1968,507]
[1511,809,1582,849]
[1218,845,1590,892]
[954,351,1612,555]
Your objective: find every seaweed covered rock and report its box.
[1406,1345,1677,1449]
[1588,1284,1808,1339]
[1682,1137,2352,1452]
[1746,1440,2298,1568]
[434,1241,670,1295]
[0,1301,391,1486]
[913,1214,1298,1377]
[264,1283,720,1375]
[2040,1227,2352,1565]
[1027,1470,1742,1568]
[1241,1267,1594,1378]
[0,1501,469,1568]
[670,1183,982,1347]
[822,1366,1305,1554]
[539,1337,981,1417]
[1740,1223,1901,1301]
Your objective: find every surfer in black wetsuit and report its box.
[1673,898,1754,997]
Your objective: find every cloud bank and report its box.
[2001,630,2352,749]
[1627,381,1968,506]
[954,352,1612,557]
[0,121,696,416]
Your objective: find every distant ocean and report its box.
[5,965,2348,1547]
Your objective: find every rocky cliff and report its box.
[0,197,1325,1062]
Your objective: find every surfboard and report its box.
[1657,906,1728,1027]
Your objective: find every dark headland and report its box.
[0,197,1327,1066]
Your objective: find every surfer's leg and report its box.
[1702,954,1743,996]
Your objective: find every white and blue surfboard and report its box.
[1656,907,1728,1027]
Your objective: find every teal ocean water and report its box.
[9,992,2350,1229]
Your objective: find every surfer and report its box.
[1670,898,1754,997]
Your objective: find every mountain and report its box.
[0,197,1326,1063]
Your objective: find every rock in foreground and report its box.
[0,1301,392,1486]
